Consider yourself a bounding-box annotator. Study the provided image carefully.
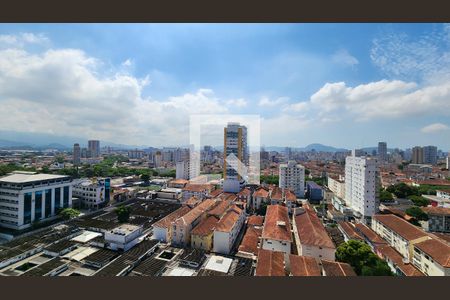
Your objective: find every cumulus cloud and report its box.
[421,123,450,133]
[0,36,231,146]
[332,49,359,67]
[258,96,289,107]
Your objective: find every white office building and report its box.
[176,160,200,180]
[279,161,305,198]
[223,122,248,193]
[0,171,73,230]
[345,153,379,221]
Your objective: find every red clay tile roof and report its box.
[255,249,285,276]
[376,245,424,276]
[174,199,216,226]
[191,215,219,236]
[262,205,292,242]
[285,189,297,201]
[294,209,335,249]
[238,226,262,255]
[414,238,450,268]
[182,183,213,193]
[354,223,387,245]
[170,179,189,185]
[270,186,283,200]
[421,206,450,216]
[253,187,269,198]
[320,260,357,276]
[207,200,232,218]
[247,215,264,227]
[373,214,428,241]
[338,222,364,241]
[184,196,201,207]
[238,188,251,197]
[289,255,321,276]
[430,233,450,244]
[215,208,242,233]
[152,206,191,229]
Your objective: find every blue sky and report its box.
[0,24,449,150]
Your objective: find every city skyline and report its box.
[1,24,450,149]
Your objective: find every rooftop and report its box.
[174,199,216,226]
[320,260,357,276]
[294,208,335,249]
[215,206,243,233]
[421,206,450,216]
[191,215,219,236]
[289,255,321,276]
[247,215,264,227]
[376,245,424,276]
[238,226,262,255]
[373,214,428,241]
[152,206,191,229]
[262,205,292,242]
[255,249,285,276]
[338,222,364,241]
[0,172,70,184]
[414,238,450,268]
[354,223,387,245]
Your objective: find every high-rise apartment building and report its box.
[223,122,248,193]
[345,152,379,222]
[412,146,424,164]
[88,140,100,158]
[423,145,438,165]
[73,143,81,166]
[279,161,305,198]
[378,142,387,162]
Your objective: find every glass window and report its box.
[23,192,32,224]
[54,187,61,212]
[35,191,43,221]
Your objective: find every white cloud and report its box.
[370,25,450,82]
[225,98,247,108]
[331,49,359,67]
[0,38,228,146]
[258,96,289,107]
[421,123,450,134]
[0,32,49,48]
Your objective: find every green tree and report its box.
[115,205,131,223]
[380,189,394,202]
[260,175,279,185]
[140,173,150,182]
[336,240,393,276]
[59,208,81,220]
[405,206,429,221]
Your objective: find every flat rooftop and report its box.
[0,172,70,184]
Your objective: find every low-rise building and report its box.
[156,188,182,201]
[421,206,450,233]
[412,238,450,276]
[213,205,245,255]
[292,207,336,261]
[252,187,270,212]
[72,178,111,210]
[171,199,216,247]
[191,215,219,251]
[372,214,430,261]
[261,205,292,254]
[104,224,144,251]
[306,181,324,204]
[182,184,214,201]
[152,206,191,243]
[255,249,285,276]
[376,244,424,276]
[320,260,356,276]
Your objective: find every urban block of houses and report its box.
[261,205,292,254]
[152,206,191,243]
[181,184,214,202]
[292,207,336,261]
[191,215,219,251]
[213,205,245,255]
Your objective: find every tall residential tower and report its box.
[223,122,248,193]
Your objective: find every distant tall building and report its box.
[73,143,81,166]
[279,161,305,198]
[412,146,424,164]
[446,152,450,170]
[176,160,199,180]
[345,152,379,222]
[378,142,387,162]
[284,147,292,161]
[223,122,248,193]
[128,149,144,159]
[423,145,438,165]
[88,140,100,158]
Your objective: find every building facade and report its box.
[345,153,379,221]
[378,142,387,162]
[72,178,110,210]
[73,143,81,166]
[279,161,305,198]
[88,140,100,158]
[176,160,200,180]
[0,171,73,230]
